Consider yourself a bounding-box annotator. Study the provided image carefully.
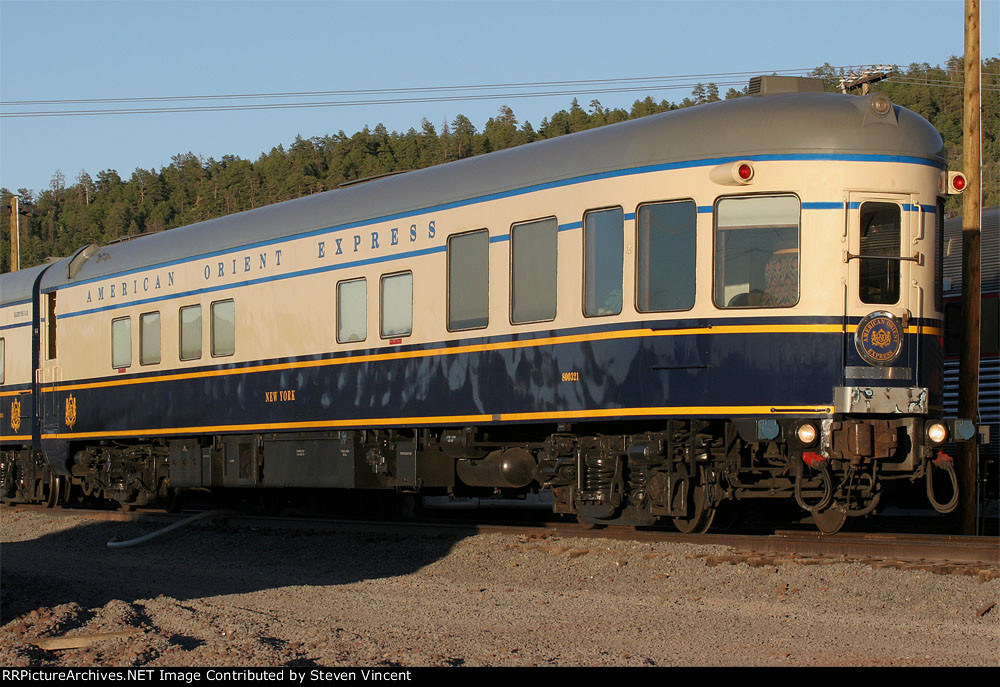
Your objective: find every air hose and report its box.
[926,454,959,514]
[106,509,231,549]
[794,460,833,513]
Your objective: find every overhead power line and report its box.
[0,69,817,119]
[4,67,994,119]
[1,82,760,118]
[1,69,816,107]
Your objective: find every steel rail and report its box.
[4,504,997,566]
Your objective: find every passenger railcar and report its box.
[942,206,998,525]
[0,76,975,533]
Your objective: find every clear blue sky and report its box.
[1,0,997,194]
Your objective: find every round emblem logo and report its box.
[855,311,903,365]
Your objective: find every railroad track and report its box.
[5,503,998,574]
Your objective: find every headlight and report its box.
[796,422,818,446]
[926,422,948,445]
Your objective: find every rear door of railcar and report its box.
[842,192,921,390]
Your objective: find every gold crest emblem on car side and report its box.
[10,397,21,433]
[65,393,77,429]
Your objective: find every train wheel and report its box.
[164,488,184,514]
[811,503,847,535]
[60,476,72,506]
[576,515,606,530]
[44,474,61,508]
[672,484,716,534]
[710,500,740,531]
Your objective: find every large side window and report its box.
[139,312,161,365]
[211,299,235,357]
[381,272,412,338]
[637,200,696,312]
[338,278,367,343]
[448,229,489,331]
[584,208,624,316]
[715,195,800,308]
[511,217,558,324]
[859,201,901,305]
[111,316,131,369]
[179,305,202,361]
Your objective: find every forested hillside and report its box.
[3,59,996,272]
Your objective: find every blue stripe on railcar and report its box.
[36,320,943,440]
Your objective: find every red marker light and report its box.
[710,160,754,185]
[952,174,966,191]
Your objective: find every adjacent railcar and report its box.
[942,206,998,523]
[1,76,975,532]
[1,263,60,504]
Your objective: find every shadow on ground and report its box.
[1,511,471,625]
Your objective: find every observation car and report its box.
[1,75,976,533]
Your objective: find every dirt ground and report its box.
[1,508,997,667]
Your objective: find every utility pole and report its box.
[8,196,20,272]
[958,0,981,535]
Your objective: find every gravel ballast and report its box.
[1,509,997,667]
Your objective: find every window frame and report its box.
[712,192,801,310]
[582,206,625,318]
[447,228,491,332]
[111,315,132,369]
[337,277,368,344]
[139,310,161,366]
[510,216,559,325]
[211,299,236,358]
[634,198,698,314]
[179,304,203,361]
[380,271,413,339]
[858,200,902,306]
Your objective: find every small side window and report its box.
[637,200,696,312]
[112,316,131,369]
[0,338,5,384]
[179,305,202,361]
[584,208,624,317]
[338,278,367,343]
[381,272,412,338]
[511,217,558,324]
[448,229,489,331]
[211,300,235,357]
[140,312,161,365]
[46,293,57,360]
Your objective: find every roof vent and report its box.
[748,76,825,96]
